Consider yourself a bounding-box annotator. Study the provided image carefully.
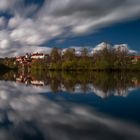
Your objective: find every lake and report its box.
[0,71,140,140]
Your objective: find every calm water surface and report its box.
[0,71,140,140]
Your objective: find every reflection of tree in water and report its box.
[1,71,140,98]
[50,79,61,93]
[93,72,140,97]
[92,72,130,96]
[0,71,16,81]
[62,72,77,92]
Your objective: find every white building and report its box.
[31,53,46,59]
[31,80,45,86]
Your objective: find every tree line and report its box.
[0,46,139,71]
[0,57,17,71]
[31,47,139,71]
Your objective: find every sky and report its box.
[0,0,140,57]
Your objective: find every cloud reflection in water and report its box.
[0,81,139,140]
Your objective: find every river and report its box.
[0,71,140,140]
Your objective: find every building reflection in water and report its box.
[16,74,45,87]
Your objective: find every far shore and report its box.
[1,47,140,72]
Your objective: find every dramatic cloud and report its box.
[0,0,140,56]
[40,0,140,34]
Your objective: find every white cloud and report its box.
[40,0,140,35]
[0,30,12,49]
[0,0,17,11]
[0,39,10,49]
[8,16,24,29]
[0,45,52,57]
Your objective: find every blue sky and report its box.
[47,18,140,51]
[0,0,140,56]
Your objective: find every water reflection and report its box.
[0,80,140,140]
[14,71,139,98]
[0,71,140,140]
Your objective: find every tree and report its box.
[113,47,129,70]
[63,48,75,61]
[50,48,61,63]
[81,48,88,60]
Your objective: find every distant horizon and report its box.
[0,41,139,58]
